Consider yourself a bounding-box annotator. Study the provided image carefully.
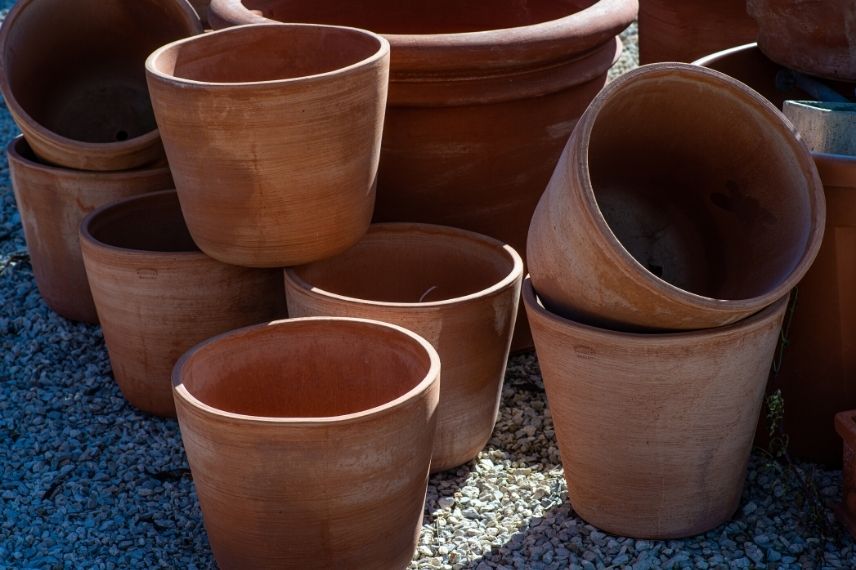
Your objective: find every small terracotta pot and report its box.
[285,223,523,472]
[7,136,173,323]
[523,277,788,538]
[80,191,284,416]
[527,63,825,332]
[0,0,202,171]
[639,0,757,64]
[747,0,856,82]
[835,410,856,539]
[173,317,440,569]
[145,24,389,268]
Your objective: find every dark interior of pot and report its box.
[292,227,516,303]
[85,192,199,253]
[179,319,433,418]
[3,0,198,144]
[586,71,815,300]
[239,0,594,34]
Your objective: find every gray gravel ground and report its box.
[2,12,855,570]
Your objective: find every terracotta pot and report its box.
[747,0,856,82]
[79,191,284,416]
[189,0,210,26]
[7,136,173,323]
[145,24,389,268]
[638,0,757,64]
[0,0,202,171]
[523,277,788,538]
[285,223,522,472]
[207,0,638,350]
[173,317,439,569]
[835,410,856,539]
[527,63,825,332]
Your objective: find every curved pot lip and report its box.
[284,223,524,309]
[171,316,441,426]
[571,62,826,314]
[690,42,759,67]
[145,23,390,90]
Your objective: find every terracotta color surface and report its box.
[0,0,202,171]
[7,137,172,323]
[835,411,856,539]
[188,0,210,26]
[79,191,284,416]
[172,317,440,569]
[285,223,522,472]
[639,0,756,64]
[527,63,825,332]
[523,277,788,538]
[207,0,639,350]
[748,0,856,82]
[145,24,389,268]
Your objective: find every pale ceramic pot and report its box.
[173,317,440,569]
[285,223,523,472]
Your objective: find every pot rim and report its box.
[172,316,441,425]
[284,223,524,309]
[571,62,826,314]
[691,42,759,68]
[145,22,390,90]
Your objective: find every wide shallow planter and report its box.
[638,0,757,64]
[0,0,202,171]
[145,24,389,268]
[835,410,856,539]
[7,136,173,323]
[173,317,440,569]
[747,0,856,82]
[208,0,638,349]
[523,277,789,538]
[80,191,284,416]
[527,63,825,332]
[285,223,522,472]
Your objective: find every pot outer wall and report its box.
[696,44,856,466]
[835,410,856,540]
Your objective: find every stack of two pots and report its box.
[525,63,826,538]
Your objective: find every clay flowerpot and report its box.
[7,136,173,323]
[639,0,757,64]
[835,410,856,539]
[145,24,389,268]
[0,0,202,171]
[189,0,211,27]
[173,317,440,569]
[207,0,638,350]
[285,223,523,472]
[527,63,825,331]
[747,0,856,82]
[523,277,788,538]
[79,191,284,416]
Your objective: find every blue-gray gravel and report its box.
[1,6,854,569]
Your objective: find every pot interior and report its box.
[292,226,517,303]
[586,71,815,300]
[3,0,198,144]
[178,319,433,418]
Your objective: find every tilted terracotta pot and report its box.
[835,410,856,539]
[523,277,788,538]
[145,24,389,268]
[639,0,757,64]
[747,0,856,82]
[527,63,825,332]
[285,223,522,472]
[0,0,202,171]
[7,136,173,323]
[80,191,284,416]
[207,0,639,350]
[173,317,440,569]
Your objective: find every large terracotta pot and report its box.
[207,0,639,350]
[0,0,202,171]
[638,0,757,64]
[285,223,522,472]
[7,136,173,323]
[527,63,825,332]
[173,317,440,569]
[747,0,856,82]
[145,24,389,268]
[835,410,856,539]
[79,191,284,416]
[523,277,788,538]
